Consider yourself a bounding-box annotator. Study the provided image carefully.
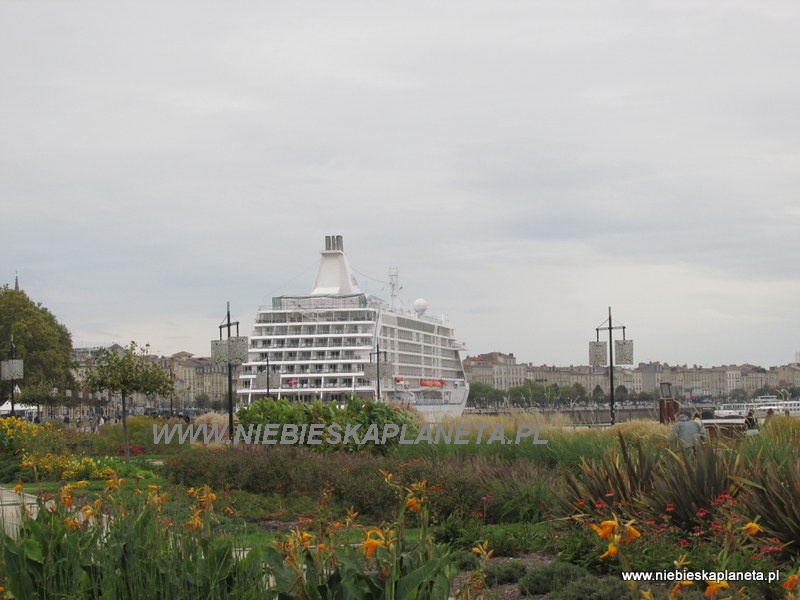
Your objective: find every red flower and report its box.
[680,539,689,547]
[665,504,675,513]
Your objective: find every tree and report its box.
[194,392,211,410]
[572,383,588,402]
[84,342,174,460]
[592,385,606,403]
[467,382,504,408]
[0,285,75,410]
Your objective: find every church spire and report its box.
[14,272,19,291]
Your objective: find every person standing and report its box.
[671,413,706,449]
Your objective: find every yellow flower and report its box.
[640,590,656,600]
[471,541,494,560]
[673,553,691,570]
[741,521,762,536]
[13,482,23,494]
[704,580,729,597]
[599,541,618,559]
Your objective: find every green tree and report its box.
[83,341,173,460]
[0,285,75,410]
[592,384,606,403]
[572,382,588,402]
[467,382,504,408]
[194,392,211,410]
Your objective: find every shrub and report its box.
[734,455,800,549]
[559,433,663,516]
[484,560,528,586]
[517,561,590,595]
[93,416,183,455]
[550,575,629,600]
[644,443,743,528]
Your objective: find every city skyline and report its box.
[3,3,799,369]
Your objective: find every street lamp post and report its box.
[211,302,247,441]
[1,334,23,417]
[589,307,633,426]
[369,342,388,401]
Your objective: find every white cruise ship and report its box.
[237,235,470,420]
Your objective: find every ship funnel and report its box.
[311,235,361,295]
[324,235,345,252]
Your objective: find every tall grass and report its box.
[395,416,670,471]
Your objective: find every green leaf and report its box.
[23,537,44,563]
[395,556,449,600]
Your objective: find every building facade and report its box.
[464,352,799,400]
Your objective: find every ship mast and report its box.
[389,267,401,310]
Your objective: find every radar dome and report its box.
[413,298,428,316]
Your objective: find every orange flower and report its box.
[599,542,618,559]
[363,528,386,558]
[671,580,693,597]
[405,497,422,513]
[590,518,618,540]
[783,574,799,590]
[623,521,641,543]
[185,507,204,530]
[60,486,73,509]
[704,580,729,597]
[13,482,23,494]
[741,521,762,536]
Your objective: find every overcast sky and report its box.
[2,1,799,369]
